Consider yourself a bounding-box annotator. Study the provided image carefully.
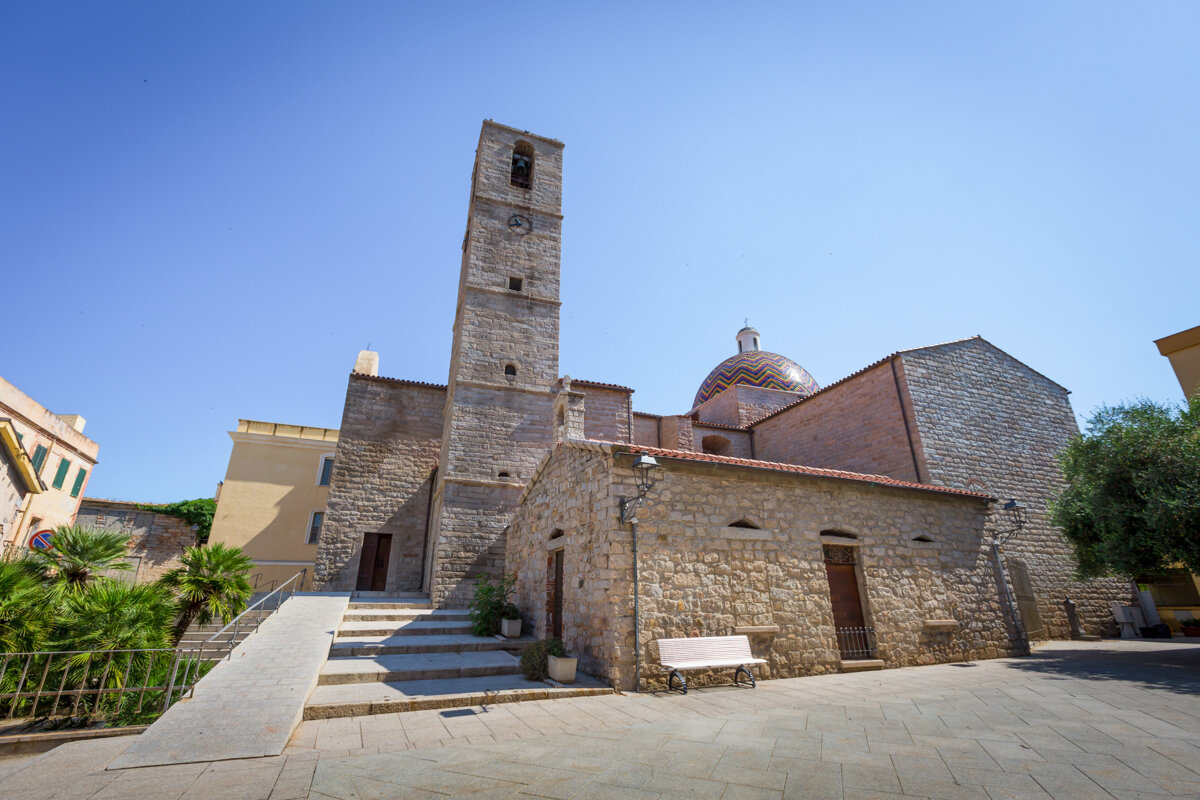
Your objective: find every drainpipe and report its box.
[632,519,641,692]
[991,542,1030,656]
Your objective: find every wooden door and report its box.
[824,545,868,658]
[551,549,564,640]
[356,533,392,592]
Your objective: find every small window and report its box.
[31,445,48,474]
[307,511,324,544]
[510,141,534,189]
[753,337,759,349]
[318,456,334,486]
[508,276,523,292]
[504,364,517,377]
[912,535,934,543]
[52,458,71,490]
[549,529,564,540]
[498,471,511,478]
[728,519,760,529]
[820,530,858,540]
[70,468,87,498]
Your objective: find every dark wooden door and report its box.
[356,533,392,591]
[551,549,564,639]
[825,562,866,629]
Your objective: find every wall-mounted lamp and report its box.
[620,454,659,524]
[994,499,1026,546]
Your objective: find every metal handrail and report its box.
[203,569,306,661]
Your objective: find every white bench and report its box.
[655,635,767,693]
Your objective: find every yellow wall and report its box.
[208,419,338,590]
[1155,325,1200,400]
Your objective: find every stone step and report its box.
[337,619,473,637]
[840,659,885,673]
[347,601,434,611]
[351,591,428,600]
[341,609,470,622]
[330,634,531,657]
[304,673,613,720]
[318,650,520,685]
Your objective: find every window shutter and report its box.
[52,458,71,489]
[32,445,48,473]
[71,468,88,498]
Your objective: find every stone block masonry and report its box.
[76,498,196,583]
[314,374,444,592]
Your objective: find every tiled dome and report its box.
[693,330,819,407]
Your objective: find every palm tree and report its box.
[0,556,52,653]
[159,544,253,645]
[53,580,174,652]
[27,525,132,596]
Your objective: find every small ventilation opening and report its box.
[549,529,564,540]
[912,535,934,543]
[508,276,523,291]
[820,530,858,540]
[728,519,760,529]
[504,364,517,377]
[498,471,511,479]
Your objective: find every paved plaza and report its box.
[2,640,1199,799]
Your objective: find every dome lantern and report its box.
[693,326,820,408]
[736,326,761,353]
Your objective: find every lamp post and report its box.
[620,454,659,692]
[991,499,1029,655]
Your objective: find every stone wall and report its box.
[752,360,921,481]
[899,338,1128,638]
[76,499,195,583]
[507,442,1013,692]
[314,374,444,592]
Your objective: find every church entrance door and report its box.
[356,533,392,592]
[824,545,873,659]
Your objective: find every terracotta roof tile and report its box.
[351,373,447,390]
[568,378,635,393]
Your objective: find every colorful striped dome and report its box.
[693,350,820,408]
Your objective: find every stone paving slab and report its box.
[5,640,1200,799]
[318,650,519,685]
[107,593,350,770]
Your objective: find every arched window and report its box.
[912,535,934,543]
[820,529,858,541]
[701,435,732,456]
[504,364,517,377]
[511,141,534,189]
[728,519,760,529]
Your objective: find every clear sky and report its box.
[3,2,1197,502]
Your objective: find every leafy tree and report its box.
[158,543,253,645]
[1052,396,1200,579]
[0,556,53,652]
[27,525,132,596]
[53,580,174,652]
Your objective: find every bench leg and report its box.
[734,666,756,688]
[668,669,687,694]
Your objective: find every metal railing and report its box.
[202,569,306,662]
[0,646,208,725]
[835,626,877,659]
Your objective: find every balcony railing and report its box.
[835,626,877,659]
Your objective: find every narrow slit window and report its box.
[510,141,534,189]
[912,535,934,543]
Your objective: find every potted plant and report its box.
[546,638,577,684]
[469,574,517,637]
[1178,617,1200,637]
[500,603,522,638]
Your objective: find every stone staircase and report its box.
[304,593,611,720]
[176,608,274,659]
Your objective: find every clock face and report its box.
[508,214,532,233]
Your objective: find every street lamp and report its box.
[620,452,660,693]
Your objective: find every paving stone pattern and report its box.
[6,640,1200,799]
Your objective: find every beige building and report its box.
[0,376,99,550]
[1155,324,1200,400]
[209,419,338,590]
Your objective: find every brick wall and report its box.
[575,384,631,443]
[314,375,444,592]
[695,385,803,428]
[692,424,753,458]
[898,338,1128,637]
[76,499,195,583]
[633,414,660,447]
[753,360,921,480]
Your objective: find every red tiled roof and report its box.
[351,373,447,390]
[621,445,992,500]
[691,420,747,432]
[569,378,635,393]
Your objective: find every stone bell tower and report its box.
[424,121,564,607]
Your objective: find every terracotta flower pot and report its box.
[1181,625,1200,638]
[547,654,577,684]
[500,618,522,638]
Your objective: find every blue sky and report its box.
[3,2,1197,501]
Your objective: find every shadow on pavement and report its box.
[1007,642,1200,695]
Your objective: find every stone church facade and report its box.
[314,120,1128,688]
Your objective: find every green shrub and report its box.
[468,574,518,637]
[519,638,568,681]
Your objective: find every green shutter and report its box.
[70,468,88,498]
[31,445,47,473]
[52,458,71,489]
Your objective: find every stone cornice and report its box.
[465,285,561,307]
[453,380,557,398]
[442,475,525,490]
